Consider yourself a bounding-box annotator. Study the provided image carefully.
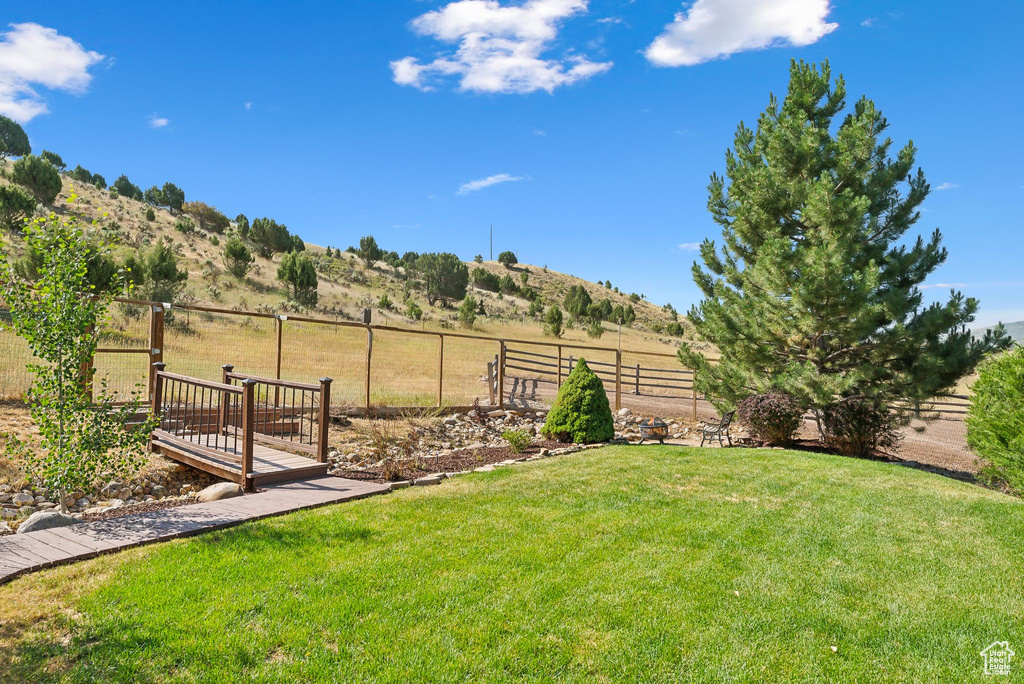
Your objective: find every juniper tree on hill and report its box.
[679,61,1009,427]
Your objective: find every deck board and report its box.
[153,432,329,487]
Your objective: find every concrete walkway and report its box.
[0,476,390,585]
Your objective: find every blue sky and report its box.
[4,0,1022,326]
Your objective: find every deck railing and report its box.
[222,365,332,463]
[151,363,257,482]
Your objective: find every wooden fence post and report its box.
[274,316,284,406]
[635,363,640,395]
[241,378,256,490]
[557,345,563,387]
[148,304,164,399]
[80,323,95,402]
[317,377,332,463]
[364,327,373,414]
[437,335,444,408]
[615,350,622,412]
[497,341,506,409]
[691,369,698,422]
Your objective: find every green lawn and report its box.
[3,446,1023,682]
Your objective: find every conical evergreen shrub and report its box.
[541,358,614,444]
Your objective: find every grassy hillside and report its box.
[0,162,688,355]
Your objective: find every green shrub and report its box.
[406,300,422,320]
[822,399,901,458]
[967,346,1024,493]
[145,207,156,222]
[541,359,614,444]
[11,155,62,204]
[737,393,803,446]
[502,429,531,454]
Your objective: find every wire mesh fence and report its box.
[0,296,982,477]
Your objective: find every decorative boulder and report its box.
[541,359,615,444]
[17,510,78,534]
[196,482,244,502]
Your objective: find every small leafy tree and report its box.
[563,284,592,319]
[223,237,254,278]
[0,184,35,232]
[144,240,188,302]
[0,115,30,160]
[0,211,155,512]
[11,155,62,205]
[277,251,318,307]
[498,250,518,269]
[966,346,1024,493]
[737,393,804,446]
[183,201,230,233]
[458,295,478,327]
[143,184,163,205]
[358,235,383,267]
[586,320,604,339]
[472,267,500,292]
[161,182,185,212]
[114,175,143,201]
[235,213,250,238]
[541,359,614,444]
[544,305,563,338]
[413,252,468,305]
[40,150,66,171]
[406,300,423,320]
[145,207,156,221]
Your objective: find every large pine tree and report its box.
[680,60,1009,424]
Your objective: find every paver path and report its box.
[0,476,390,585]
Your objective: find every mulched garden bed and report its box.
[79,497,201,523]
[337,439,568,484]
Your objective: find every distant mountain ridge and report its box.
[973,321,1024,344]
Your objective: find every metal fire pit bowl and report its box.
[639,417,669,444]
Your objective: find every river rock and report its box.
[196,482,243,502]
[16,510,78,534]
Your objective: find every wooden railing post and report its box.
[365,327,373,414]
[148,305,164,399]
[635,363,640,395]
[615,350,622,412]
[220,364,234,435]
[241,378,256,490]
[317,377,332,463]
[437,335,444,408]
[497,341,506,409]
[151,362,166,426]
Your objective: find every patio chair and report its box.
[700,410,735,447]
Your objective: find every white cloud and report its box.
[531,128,546,136]
[860,17,876,27]
[457,173,526,195]
[392,223,422,229]
[921,282,967,290]
[678,242,701,251]
[391,0,612,94]
[0,22,104,122]
[148,114,169,128]
[645,0,838,67]
[597,17,624,24]
[244,101,252,110]
[935,182,959,191]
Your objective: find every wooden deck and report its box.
[153,431,329,487]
